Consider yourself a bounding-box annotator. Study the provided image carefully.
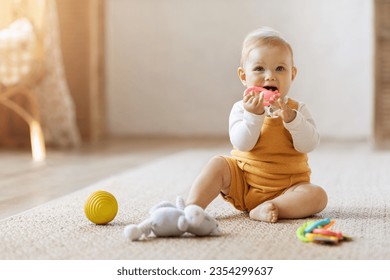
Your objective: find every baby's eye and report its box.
[276,66,285,71]
[253,66,265,71]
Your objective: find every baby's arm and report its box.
[283,103,320,153]
[229,101,265,151]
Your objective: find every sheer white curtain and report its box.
[34,0,81,147]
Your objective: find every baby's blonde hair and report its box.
[240,27,294,67]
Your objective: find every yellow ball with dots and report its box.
[84,190,118,225]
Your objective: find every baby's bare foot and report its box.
[249,202,278,223]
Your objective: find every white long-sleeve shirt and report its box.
[229,99,320,153]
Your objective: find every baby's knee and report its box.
[207,156,231,187]
[313,186,328,212]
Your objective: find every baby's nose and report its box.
[265,70,276,81]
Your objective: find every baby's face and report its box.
[239,43,296,98]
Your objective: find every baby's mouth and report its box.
[263,86,278,91]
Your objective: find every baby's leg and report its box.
[249,183,327,223]
[186,156,231,209]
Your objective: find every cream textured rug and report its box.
[1,144,390,259]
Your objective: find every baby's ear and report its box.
[237,67,246,86]
[291,66,297,81]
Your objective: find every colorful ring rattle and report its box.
[243,86,281,106]
[296,218,352,245]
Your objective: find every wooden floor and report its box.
[0,137,230,220]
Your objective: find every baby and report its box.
[186,27,327,223]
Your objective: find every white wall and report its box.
[106,0,373,140]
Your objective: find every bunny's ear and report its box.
[176,196,186,210]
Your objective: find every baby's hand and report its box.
[243,90,265,115]
[274,98,296,123]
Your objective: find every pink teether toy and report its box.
[244,86,281,106]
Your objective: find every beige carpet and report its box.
[1,143,389,259]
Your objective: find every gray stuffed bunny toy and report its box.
[124,197,220,241]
